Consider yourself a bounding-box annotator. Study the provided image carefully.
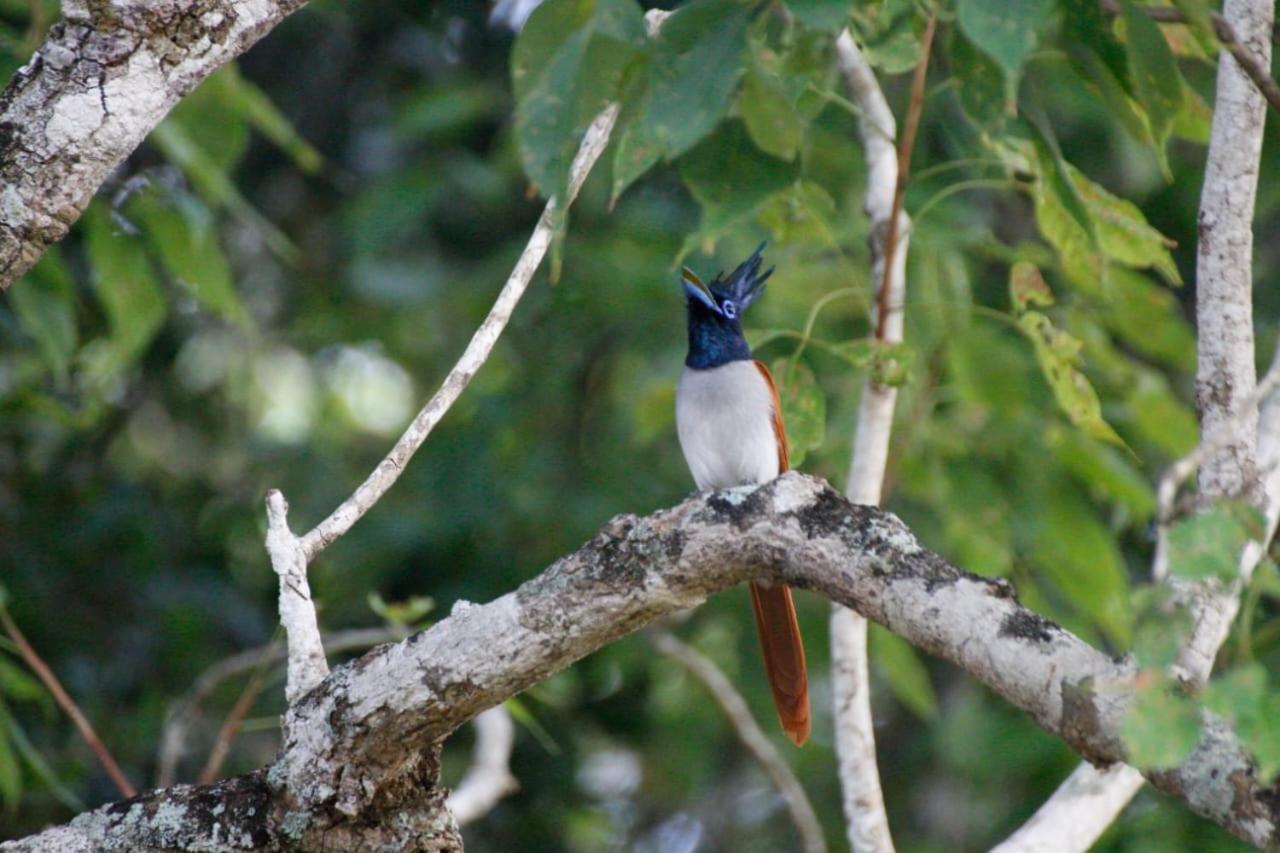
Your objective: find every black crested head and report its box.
[682,243,774,370]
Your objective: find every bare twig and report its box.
[261,100,620,710]
[874,14,936,341]
[0,608,135,798]
[650,632,826,853]
[297,103,620,561]
[446,705,518,827]
[156,627,401,787]
[264,489,328,703]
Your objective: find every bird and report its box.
[674,243,810,746]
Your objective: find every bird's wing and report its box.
[753,360,789,473]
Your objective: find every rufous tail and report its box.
[749,581,810,746]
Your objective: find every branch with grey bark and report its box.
[0,0,311,290]
[5,473,1278,850]
[997,0,1276,846]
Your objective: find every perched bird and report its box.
[674,244,810,746]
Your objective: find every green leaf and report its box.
[756,181,840,246]
[848,0,923,73]
[1169,0,1218,56]
[83,203,167,361]
[679,121,800,239]
[513,0,645,198]
[367,591,435,629]
[1100,267,1194,371]
[1171,78,1212,144]
[1166,501,1263,582]
[738,66,804,161]
[165,66,249,172]
[1034,176,1101,290]
[505,696,561,755]
[785,0,853,32]
[1023,113,1099,273]
[611,0,751,201]
[771,358,825,467]
[232,75,325,174]
[1034,155,1180,297]
[1059,0,1132,94]
[1122,676,1201,768]
[1027,481,1131,644]
[0,659,44,703]
[169,62,323,173]
[130,190,250,328]
[1067,165,1180,285]
[0,705,19,812]
[951,28,1009,127]
[1204,664,1280,778]
[1119,0,1184,178]
[938,462,1015,577]
[1064,43,1153,152]
[1019,310,1125,447]
[150,122,299,265]
[1130,586,1190,669]
[1050,427,1156,523]
[1126,373,1199,458]
[1010,260,1054,311]
[8,250,77,385]
[773,29,839,119]
[870,624,938,719]
[4,714,84,813]
[957,0,1055,100]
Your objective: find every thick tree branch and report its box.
[8,474,1277,850]
[0,0,310,290]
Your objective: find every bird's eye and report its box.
[721,300,737,319]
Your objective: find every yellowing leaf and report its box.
[1019,311,1125,447]
[1010,261,1054,311]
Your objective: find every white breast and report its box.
[676,361,781,491]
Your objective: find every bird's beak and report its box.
[681,267,721,314]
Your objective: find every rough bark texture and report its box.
[0,0,308,290]
[1195,0,1272,502]
[7,474,1279,850]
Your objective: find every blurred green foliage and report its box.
[1,0,1278,850]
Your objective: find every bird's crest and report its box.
[682,242,774,317]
